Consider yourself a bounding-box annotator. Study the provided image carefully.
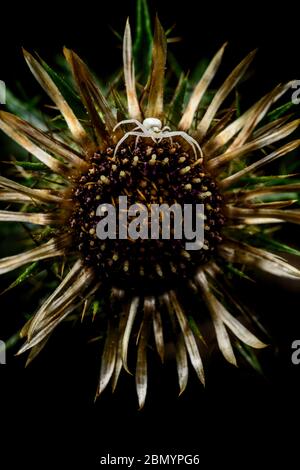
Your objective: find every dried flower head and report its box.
[1,16,300,408]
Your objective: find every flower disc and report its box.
[69,140,225,294]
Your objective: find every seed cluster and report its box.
[69,140,225,294]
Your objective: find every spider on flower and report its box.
[113,117,203,160]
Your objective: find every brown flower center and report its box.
[69,140,225,294]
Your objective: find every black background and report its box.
[1,0,300,466]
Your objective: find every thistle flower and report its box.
[1,16,300,409]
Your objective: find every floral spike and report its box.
[0,111,69,175]
[225,89,277,153]
[197,50,257,138]
[165,291,205,385]
[208,119,300,170]
[25,259,85,338]
[121,296,139,374]
[25,337,50,367]
[97,321,118,397]
[237,183,300,202]
[18,266,95,352]
[19,291,88,353]
[111,301,130,392]
[31,273,99,344]
[152,307,164,363]
[175,334,189,396]
[0,235,68,275]
[215,306,267,349]
[223,85,283,153]
[0,111,88,171]
[205,81,293,153]
[0,210,59,225]
[221,139,300,188]
[63,48,118,147]
[196,271,266,354]
[0,175,63,203]
[179,42,227,131]
[219,241,300,280]
[1,17,300,408]
[22,49,93,153]
[123,19,142,121]
[196,271,237,366]
[253,114,292,139]
[225,205,300,224]
[136,297,152,409]
[0,191,37,203]
[246,200,297,210]
[145,16,167,119]
[136,322,148,410]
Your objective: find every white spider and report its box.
[113,118,203,160]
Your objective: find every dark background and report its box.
[1,0,300,93]
[1,0,300,466]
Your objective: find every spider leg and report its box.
[132,130,156,145]
[114,131,156,156]
[113,119,144,133]
[153,132,164,144]
[114,133,130,156]
[162,131,203,160]
[157,134,173,146]
[135,135,140,148]
[178,132,203,159]
[184,134,203,160]
[146,132,157,144]
[142,132,157,144]
[114,131,140,156]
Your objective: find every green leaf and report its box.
[1,261,38,295]
[253,232,300,257]
[13,161,50,171]
[238,175,300,187]
[267,101,296,121]
[133,0,153,83]
[188,317,207,346]
[92,299,101,318]
[226,263,254,282]
[251,192,299,203]
[5,331,21,350]
[236,342,264,375]
[235,90,241,118]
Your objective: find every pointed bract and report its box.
[197,50,257,138]
[179,43,227,131]
[23,49,92,153]
[123,19,142,121]
[145,16,167,119]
